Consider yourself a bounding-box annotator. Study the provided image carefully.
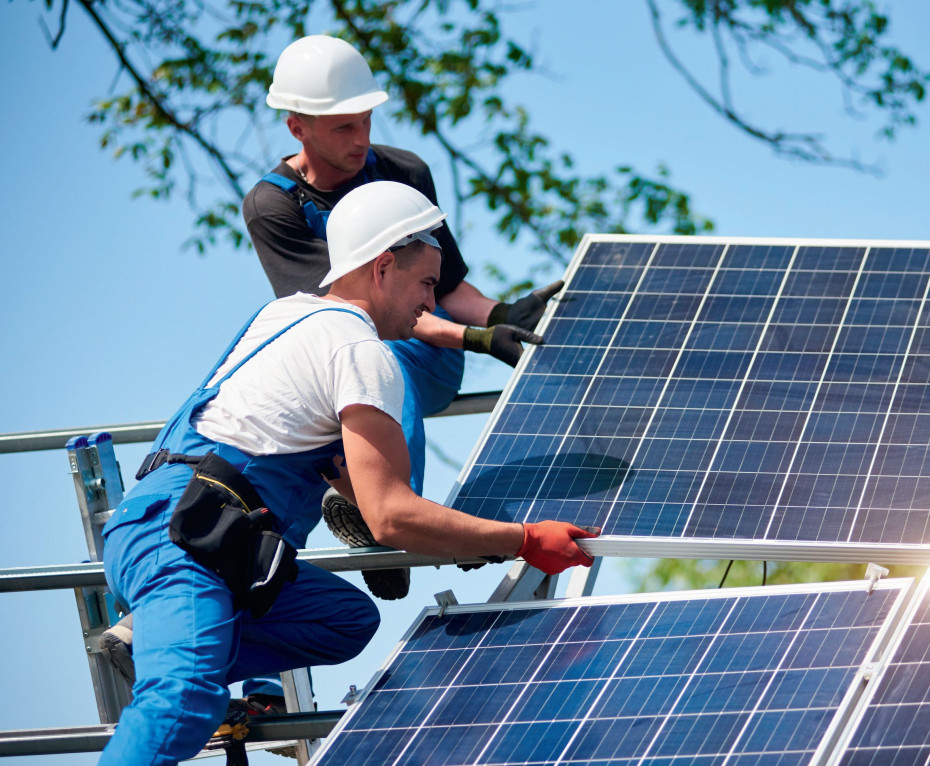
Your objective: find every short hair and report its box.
[390,239,437,271]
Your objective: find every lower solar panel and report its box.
[448,236,930,564]
[310,580,911,766]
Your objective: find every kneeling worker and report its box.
[98,180,598,765]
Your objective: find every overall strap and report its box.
[138,307,368,480]
[261,172,328,240]
[210,306,367,389]
[361,147,380,182]
[198,305,267,388]
[261,148,381,240]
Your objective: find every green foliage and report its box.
[31,0,928,283]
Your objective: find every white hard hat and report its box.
[267,35,389,116]
[321,181,446,287]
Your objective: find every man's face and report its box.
[301,111,372,177]
[380,245,441,341]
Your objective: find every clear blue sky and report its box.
[2,2,929,764]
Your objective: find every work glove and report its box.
[518,521,600,575]
[457,555,506,573]
[462,325,543,367]
[487,280,565,331]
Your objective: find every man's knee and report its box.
[336,589,381,660]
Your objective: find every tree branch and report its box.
[645,0,879,174]
[75,0,247,198]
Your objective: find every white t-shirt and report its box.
[193,294,405,455]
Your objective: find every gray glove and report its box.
[462,325,543,367]
[487,280,565,330]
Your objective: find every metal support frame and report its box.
[0,549,505,593]
[0,712,344,757]
[0,391,500,455]
[564,557,602,599]
[280,668,320,761]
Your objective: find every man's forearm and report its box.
[411,309,467,347]
[437,280,499,327]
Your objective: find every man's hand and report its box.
[518,521,599,575]
[487,280,565,330]
[462,325,543,367]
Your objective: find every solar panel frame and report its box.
[308,578,916,766]
[446,235,930,565]
[823,571,930,765]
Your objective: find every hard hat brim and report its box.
[266,89,388,116]
[318,231,443,288]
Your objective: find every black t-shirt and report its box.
[243,144,468,299]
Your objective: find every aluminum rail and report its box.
[0,711,344,756]
[0,547,510,593]
[0,391,500,455]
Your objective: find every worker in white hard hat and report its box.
[97,181,597,766]
[243,34,565,602]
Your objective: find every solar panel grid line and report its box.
[469,606,604,766]
[393,605,588,766]
[591,244,734,535]
[716,592,833,766]
[629,597,748,765]
[543,601,664,765]
[843,256,930,545]
[759,246,874,541]
[676,244,803,540]
[510,242,668,528]
[441,235,595,513]
[498,241,735,536]
[307,579,913,766]
[381,610,503,766]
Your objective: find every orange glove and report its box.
[517,521,600,575]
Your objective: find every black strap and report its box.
[135,449,204,481]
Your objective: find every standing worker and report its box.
[98,181,597,766]
[243,35,564,600]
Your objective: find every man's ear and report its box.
[372,251,396,287]
[286,113,307,141]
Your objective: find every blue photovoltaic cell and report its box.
[450,237,930,551]
[312,583,905,766]
[839,579,930,766]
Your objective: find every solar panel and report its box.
[831,574,930,765]
[448,236,930,564]
[310,580,911,765]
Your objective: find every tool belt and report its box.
[136,449,298,618]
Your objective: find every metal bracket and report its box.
[865,562,890,594]
[434,589,459,617]
[564,557,603,599]
[341,685,361,707]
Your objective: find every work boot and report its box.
[99,614,135,685]
[321,488,410,600]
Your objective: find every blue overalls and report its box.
[99,306,381,766]
[262,154,465,495]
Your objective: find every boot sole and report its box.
[322,490,410,600]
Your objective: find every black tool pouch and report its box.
[168,452,298,618]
